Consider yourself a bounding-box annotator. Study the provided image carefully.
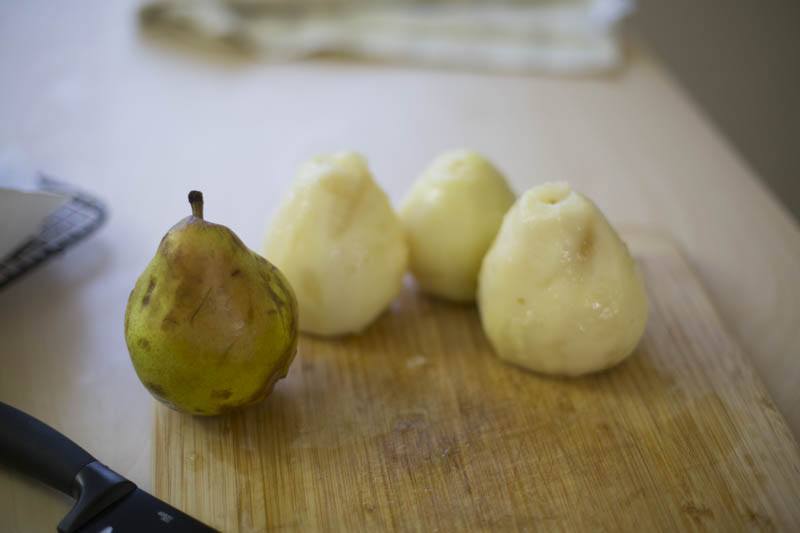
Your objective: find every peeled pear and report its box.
[125,191,298,415]
[478,182,648,376]
[264,152,408,336]
[400,149,515,302]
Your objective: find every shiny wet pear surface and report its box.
[478,182,648,376]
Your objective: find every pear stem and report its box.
[188,190,204,219]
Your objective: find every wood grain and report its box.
[154,234,800,532]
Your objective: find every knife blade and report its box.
[0,401,215,532]
[76,487,215,533]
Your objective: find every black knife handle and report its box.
[0,401,95,495]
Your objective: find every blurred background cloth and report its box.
[140,0,633,74]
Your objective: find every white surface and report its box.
[0,150,70,259]
[0,188,68,260]
[1,1,799,532]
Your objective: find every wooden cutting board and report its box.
[154,232,800,532]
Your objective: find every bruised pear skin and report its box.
[125,191,298,416]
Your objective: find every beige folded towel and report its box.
[140,0,633,74]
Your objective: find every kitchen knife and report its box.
[0,401,216,532]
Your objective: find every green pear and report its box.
[125,191,298,415]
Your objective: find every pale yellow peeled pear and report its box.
[400,149,515,301]
[264,152,408,336]
[478,182,648,376]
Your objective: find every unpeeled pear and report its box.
[478,182,648,376]
[264,152,408,336]
[400,150,515,302]
[125,191,298,415]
